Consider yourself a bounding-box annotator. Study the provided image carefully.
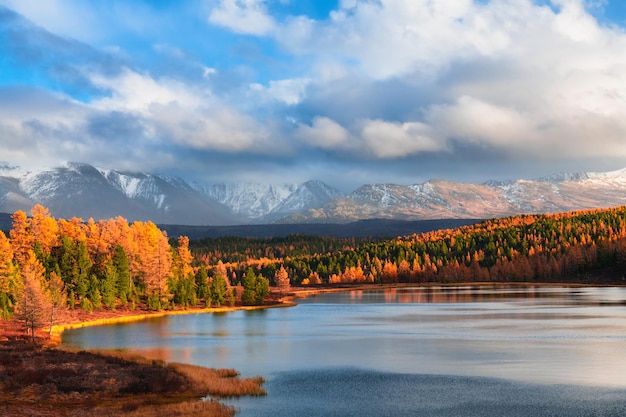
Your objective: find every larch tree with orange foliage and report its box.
[171,236,197,308]
[0,231,20,319]
[15,250,50,341]
[274,265,290,295]
[30,204,59,256]
[132,222,172,310]
[9,210,33,267]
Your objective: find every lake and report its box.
[61,285,626,416]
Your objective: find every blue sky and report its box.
[1,0,626,190]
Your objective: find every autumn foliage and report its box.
[191,207,626,286]
[0,205,239,327]
[3,204,626,332]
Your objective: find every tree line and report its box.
[3,204,626,334]
[191,207,626,286]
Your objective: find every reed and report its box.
[170,362,267,397]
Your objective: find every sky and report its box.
[1,0,626,191]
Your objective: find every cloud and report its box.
[295,117,350,149]
[359,119,444,158]
[250,78,310,105]
[277,0,626,164]
[3,1,626,188]
[89,68,205,113]
[208,0,276,35]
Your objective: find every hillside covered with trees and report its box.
[191,207,626,286]
[2,204,626,333]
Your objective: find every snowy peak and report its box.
[195,180,343,221]
[3,163,626,226]
[0,162,237,225]
[273,180,343,214]
[195,183,298,219]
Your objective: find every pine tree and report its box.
[241,267,257,305]
[195,265,210,301]
[100,261,118,309]
[112,245,131,305]
[210,274,227,307]
[255,274,269,305]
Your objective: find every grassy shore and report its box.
[0,297,290,417]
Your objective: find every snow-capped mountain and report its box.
[3,162,626,226]
[193,180,344,222]
[284,169,626,223]
[0,162,343,225]
[0,163,238,225]
[194,182,299,219]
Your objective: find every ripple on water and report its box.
[231,368,626,417]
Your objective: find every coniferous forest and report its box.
[190,206,626,285]
[2,204,626,326]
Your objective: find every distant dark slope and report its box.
[1,213,480,239]
[160,218,483,239]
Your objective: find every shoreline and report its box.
[52,280,624,343]
[50,300,297,344]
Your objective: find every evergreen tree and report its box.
[210,274,227,307]
[241,267,257,305]
[87,275,102,309]
[195,265,210,301]
[100,261,118,309]
[229,287,237,307]
[112,245,131,305]
[255,274,269,305]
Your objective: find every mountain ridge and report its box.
[2,162,626,225]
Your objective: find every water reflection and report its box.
[302,285,563,304]
[62,286,626,389]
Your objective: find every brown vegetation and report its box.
[0,321,265,417]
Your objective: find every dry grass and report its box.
[0,337,265,416]
[170,363,266,397]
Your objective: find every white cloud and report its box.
[359,119,444,158]
[208,0,275,35]
[295,117,350,149]
[250,78,310,105]
[270,0,626,163]
[90,68,205,113]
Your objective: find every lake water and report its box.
[61,286,626,416]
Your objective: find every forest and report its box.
[191,207,626,286]
[0,205,274,332]
[2,204,626,329]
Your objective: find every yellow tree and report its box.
[45,271,66,334]
[9,210,33,266]
[15,250,50,341]
[30,204,58,256]
[57,217,86,242]
[176,236,195,279]
[274,265,290,295]
[170,236,196,308]
[0,231,20,318]
[132,222,172,310]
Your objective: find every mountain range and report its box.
[2,162,626,226]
